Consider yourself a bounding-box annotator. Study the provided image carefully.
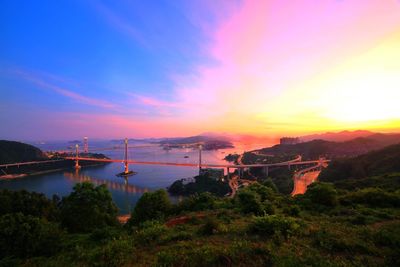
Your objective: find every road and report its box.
[228,175,239,198]
[291,164,322,196]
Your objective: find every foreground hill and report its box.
[319,143,400,182]
[0,140,48,164]
[257,134,400,160]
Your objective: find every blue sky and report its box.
[1,0,399,140]
[0,0,235,140]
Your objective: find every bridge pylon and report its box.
[124,138,129,174]
[83,137,88,153]
[116,138,135,177]
[75,144,81,169]
[198,144,202,174]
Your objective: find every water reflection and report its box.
[64,170,150,195]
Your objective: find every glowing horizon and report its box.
[1,0,400,140]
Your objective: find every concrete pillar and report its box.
[124,138,129,174]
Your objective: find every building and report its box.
[280,137,300,145]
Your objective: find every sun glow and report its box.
[259,30,400,134]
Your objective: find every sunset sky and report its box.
[1,0,400,140]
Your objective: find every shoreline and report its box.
[0,163,107,180]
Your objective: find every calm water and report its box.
[0,140,270,214]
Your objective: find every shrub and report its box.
[60,182,119,233]
[134,221,168,245]
[372,222,400,247]
[0,189,59,220]
[248,215,300,238]
[128,189,172,225]
[262,178,278,192]
[341,188,400,208]
[246,183,276,202]
[156,245,231,267]
[236,190,264,215]
[0,213,64,258]
[304,182,338,207]
[176,192,216,212]
[284,205,301,217]
[199,217,227,235]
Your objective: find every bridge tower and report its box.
[75,144,81,169]
[83,137,88,153]
[124,138,129,174]
[198,144,202,173]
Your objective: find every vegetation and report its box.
[0,140,111,177]
[168,173,230,197]
[258,135,400,160]
[1,144,400,266]
[319,143,400,182]
[59,183,119,232]
[128,189,171,225]
[0,140,47,164]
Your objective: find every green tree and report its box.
[0,189,59,220]
[236,190,264,215]
[304,182,338,207]
[0,213,63,258]
[60,182,118,232]
[128,189,171,225]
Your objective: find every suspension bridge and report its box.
[0,137,330,179]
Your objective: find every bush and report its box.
[176,192,216,212]
[60,182,119,233]
[245,183,276,202]
[236,190,264,215]
[134,221,168,245]
[128,189,172,225]
[248,215,300,238]
[199,217,226,235]
[261,178,278,192]
[0,213,64,258]
[156,244,231,267]
[0,189,59,220]
[372,222,400,247]
[341,188,400,208]
[304,182,338,207]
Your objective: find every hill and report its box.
[156,135,234,150]
[300,130,374,142]
[257,134,400,160]
[0,140,48,164]
[319,143,400,182]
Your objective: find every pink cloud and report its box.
[168,0,400,133]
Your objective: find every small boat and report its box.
[116,171,137,177]
[184,155,189,158]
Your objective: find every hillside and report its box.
[157,135,234,150]
[319,143,400,182]
[300,130,374,142]
[257,134,400,160]
[1,171,399,266]
[0,140,48,164]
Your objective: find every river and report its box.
[0,140,272,214]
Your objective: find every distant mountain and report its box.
[300,130,375,142]
[257,133,400,160]
[319,143,400,182]
[0,140,48,164]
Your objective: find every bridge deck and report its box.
[63,157,329,168]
